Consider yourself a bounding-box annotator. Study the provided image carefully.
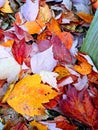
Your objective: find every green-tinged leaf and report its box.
[80,9,98,68]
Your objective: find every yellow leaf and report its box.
[30,120,48,130]
[0,0,13,13]
[7,74,58,116]
[54,65,70,80]
[37,4,52,23]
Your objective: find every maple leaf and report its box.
[12,38,32,65]
[59,85,98,127]
[7,74,58,116]
[51,35,72,64]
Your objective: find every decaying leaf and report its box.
[7,74,58,116]
[0,0,13,13]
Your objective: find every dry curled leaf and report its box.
[7,74,58,116]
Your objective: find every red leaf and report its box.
[12,38,32,65]
[10,123,28,130]
[51,35,72,64]
[0,29,5,42]
[55,116,77,130]
[59,85,98,127]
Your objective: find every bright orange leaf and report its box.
[0,39,14,47]
[30,120,48,130]
[57,32,73,49]
[74,53,92,75]
[47,18,61,35]
[7,74,58,116]
[24,19,45,34]
[76,12,93,23]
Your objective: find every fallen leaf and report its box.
[54,65,70,80]
[60,86,97,127]
[1,39,14,47]
[74,53,92,75]
[20,0,39,21]
[55,116,77,130]
[12,38,32,65]
[24,19,45,34]
[30,46,57,73]
[76,12,93,23]
[57,32,73,49]
[30,120,48,130]
[37,4,52,23]
[0,0,13,13]
[51,35,72,64]
[47,18,61,35]
[40,70,58,89]
[0,46,21,83]
[7,74,58,116]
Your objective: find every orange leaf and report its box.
[47,18,61,35]
[54,65,70,80]
[30,120,48,130]
[7,74,58,116]
[76,12,93,23]
[0,39,14,47]
[57,32,73,49]
[74,53,92,75]
[24,20,45,34]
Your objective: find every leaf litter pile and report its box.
[0,0,98,129]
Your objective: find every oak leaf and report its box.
[7,74,58,116]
